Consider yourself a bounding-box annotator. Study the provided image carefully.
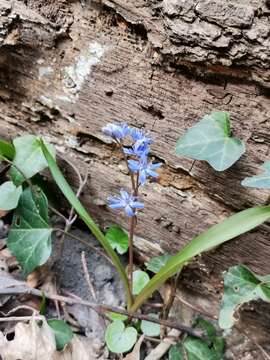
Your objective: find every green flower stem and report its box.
[40,140,133,308]
[128,216,135,304]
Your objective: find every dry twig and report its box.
[0,286,205,339]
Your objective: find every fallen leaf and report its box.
[0,317,96,360]
[123,335,144,360]
[0,317,56,360]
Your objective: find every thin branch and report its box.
[49,205,68,222]
[81,251,97,301]
[0,287,205,339]
[0,316,43,322]
[81,251,106,330]
[162,271,181,322]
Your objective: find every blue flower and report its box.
[128,156,162,185]
[102,123,130,140]
[124,133,152,158]
[108,189,144,217]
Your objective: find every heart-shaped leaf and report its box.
[145,254,172,273]
[141,313,160,337]
[47,319,73,350]
[132,270,150,295]
[219,265,270,329]
[105,225,129,254]
[105,320,137,354]
[7,187,52,276]
[13,135,55,179]
[241,162,270,189]
[175,112,245,171]
[0,181,22,210]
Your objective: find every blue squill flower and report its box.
[102,123,130,140]
[124,131,152,157]
[108,189,144,217]
[128,156,162,185]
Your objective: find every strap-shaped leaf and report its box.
[7,187,52,276]
[241,162,270,189]
[219,265,270,329]
[40,140,132,308]
[131,206,270,312]
[0,140,15,160]
[175,112,245,171]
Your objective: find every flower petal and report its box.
[125,205,135,217]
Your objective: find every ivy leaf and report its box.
[141,313,160,337]
[105,320,137,354]
[13,135,55,179]
[169,345,184,359]
[105,226,129,254]
[0,181,22,210]
[145,254,172,273]
[132,270,150,295]
[169,319,225,360]
[219,265,270,329]
[47,319,73,351]
[175,112,245,171]
[241,162,270,189]
[7,187,52,276]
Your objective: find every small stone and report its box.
[94,264,114,284]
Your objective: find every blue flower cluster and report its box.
[103,122,162,217]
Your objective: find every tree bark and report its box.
[0,1,270,357]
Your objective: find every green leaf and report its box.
[47,319,73,351]
[175,112,245,171]
[169,345,184,359]
[39,292,46,316]
[241,162,270,189]
[105,320,137,354]
[13,135,55,179]
[183,338,217,360]
[0,181,22,210]
[105,226,129,254]
[7,187,52,276]
[40,140,132,308]
[169,320,225,360]
[141,313,160,337]
[145,254,172,273]
[219,265,270,329]
[133,270,150,295]
[8,166,25,186]
[131,206,270,312]
[0,140,15,160]
[106,312,128,321]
